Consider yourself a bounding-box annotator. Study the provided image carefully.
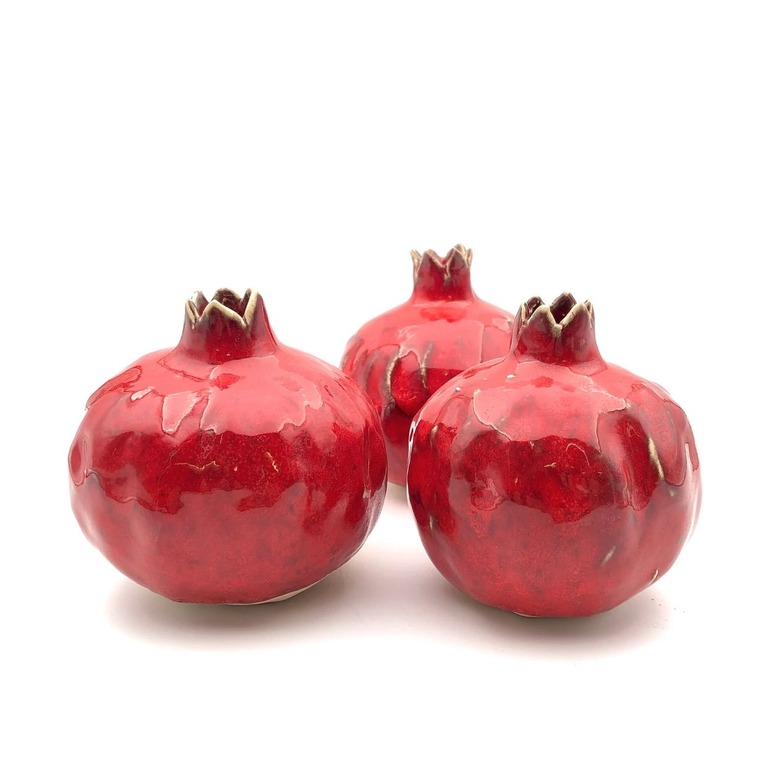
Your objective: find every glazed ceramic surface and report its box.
[69,289,387,603]
[341,245,513,485]
[407,293,701,617]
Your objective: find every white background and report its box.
[2,2,778,777]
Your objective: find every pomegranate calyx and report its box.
[513,292,604,368]
[520,292,593,331]
[186,288,257,329]
[411,244,473,280]
[410,244,475,301]
[179,288,278,364]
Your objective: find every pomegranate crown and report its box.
[520,292,593,331]
[410,244,474,301]
[179,288,277,363]
[185,288,260,330]
[411,243,473,281]
[513,292,603,368]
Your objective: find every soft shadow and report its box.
[105,532,675,657]
[322,544,674,658]
[105,564,356,648]
[429,576,674,657]
[384,482,410,508]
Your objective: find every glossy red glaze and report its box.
[69,289,387,603]
[407,293,701,617]
[341,245,513,485]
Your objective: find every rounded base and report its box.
[250,581,319,604]
[217,580,322,605]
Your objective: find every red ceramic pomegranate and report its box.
[407,293,701,617]
[341,244,513,485]
[69,289,387,603]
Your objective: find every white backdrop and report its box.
[2,2,778,777]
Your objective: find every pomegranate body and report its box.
[341,245,512,485]
[69,289,387,603]
[407,294,701,617]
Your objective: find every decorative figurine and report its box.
[69,289,387,603]
[407,293,701,617]
[342,244,512,485]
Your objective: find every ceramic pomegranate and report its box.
[341,244,513,485]
[407,293,701,617]
[69,289,387,603]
